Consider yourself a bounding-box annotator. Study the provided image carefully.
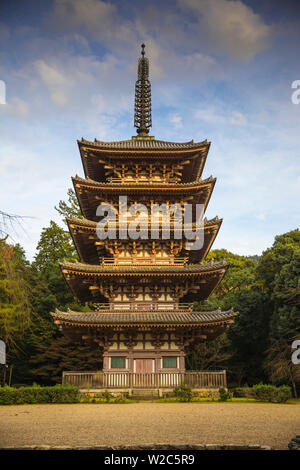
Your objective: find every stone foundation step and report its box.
[131,389,160,399]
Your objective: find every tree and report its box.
[256,230,300,391]
[32,220,80,312]
[0,238,31,350]
[204,249,258,305]
[29,335,102,385]
[0,239,33,384]
[257,229,300,294]
[227,286,271,386]
[190,250,263,382]
[262,250,300,396]
[33,220,77,271]
[191,250,262,382]
[0,211,28,238]
[55,188,81,222]
[264,334,300,397]
[270,251,300,339]
[7,219,90,385]
[186,334,232,371]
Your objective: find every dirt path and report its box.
[0,402,299,449]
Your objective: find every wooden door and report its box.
[135,358,153,373]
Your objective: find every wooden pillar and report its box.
[128,350,134,373]
[179,351,186,371]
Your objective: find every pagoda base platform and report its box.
[62,370,227,391]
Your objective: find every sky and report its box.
[0,0,299,260]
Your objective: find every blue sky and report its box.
[0,0,299,260]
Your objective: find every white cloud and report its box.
[50,90,68,107]
[16,52,132,117]
[36,60,67,86]
[170,113,183,128]
[178,0,273,60]
[49,0,222,83]
[49,0,136,49]
[230,111,247,125]
[51,0,116,34]
[5,97,29,118]
[194,105,247,126]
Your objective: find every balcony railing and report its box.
[107,177,180,184]
[101,257,188,266]
[62,371,227,390]
[94,302,193,312]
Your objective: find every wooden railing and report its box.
[107,177,180,184]
[62,371,227,389]
[94,302,193,312]
[101,257,187,266]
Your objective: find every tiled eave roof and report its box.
[72,175,216,190]
[67,215,222,230]
[78,137,210,151]
[67,216,222,266]
[51,308,236,327]
[60,260,228,303]
[60,259,229,275]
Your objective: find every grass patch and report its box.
[79,397,140,404]
[154,397,298,404]
[155,397,255,403]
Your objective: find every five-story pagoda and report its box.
[52,45,235,379]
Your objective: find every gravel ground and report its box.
[0,402,299,450]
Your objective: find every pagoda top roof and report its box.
[78,137,209,152]
[52,308,236,327]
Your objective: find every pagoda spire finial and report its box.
[134,43,152,136]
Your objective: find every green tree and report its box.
[204,249,258,307]
[186,334,232,371]
[0,239,31,350]
[19,213,102,386]
[55,188,81,222]
[190,250,263,382]
[264,335,300,397]
[227,286,271,386]
[31,220,80,313]
[257,229,300,294]
[29,335,102,385]
[0,239,34,384]
[257,230,300,391]
[270,251,300,339]
[33,220,76,271]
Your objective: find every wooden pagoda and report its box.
[52,45,235,388]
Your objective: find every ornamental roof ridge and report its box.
[59,259,229,273]
[54,307,235,315]
[78,137,209,151]
[203,215,222,225]
[67,215,222,228]
[72,174,215,187]
[51,308,236,324]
